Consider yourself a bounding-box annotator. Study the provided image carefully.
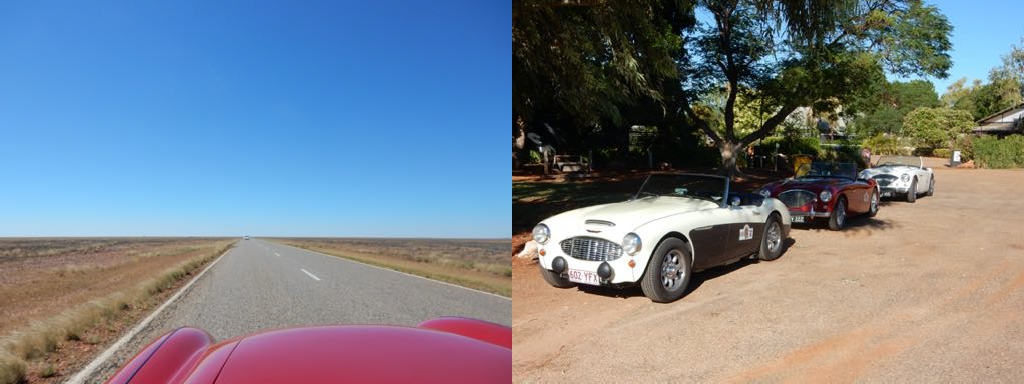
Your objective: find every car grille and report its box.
[560,237,623,262]
[873,175,897,186]
[778,190,816,208]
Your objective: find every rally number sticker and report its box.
[738,224,754,241]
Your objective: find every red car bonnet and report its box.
[107,319,511,384]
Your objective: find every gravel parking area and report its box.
[512,159,1024,382]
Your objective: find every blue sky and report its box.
[897,0,1024,93]
[0,1,509,238]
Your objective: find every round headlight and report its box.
[622,233,642,256]
[532,224,550,244]
[819,190,832,202]
[758,189,771,198]
[901,173,910,182]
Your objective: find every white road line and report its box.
[66,245,234,384]
[272,242,510,301]
[275,252,281,257]
[300,268,321,281]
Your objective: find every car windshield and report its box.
[634,174,727,204]
[797,162,857,179]
[876,156,921,168]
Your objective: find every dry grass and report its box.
[268,237,511,296]
[0,238,235,384]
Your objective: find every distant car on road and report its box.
[105,317,509,383]
[243,236,250,240]
[859,155,934,203]
[759,162,879,231]
[533,173,791,303]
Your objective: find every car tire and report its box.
[866,189,879,218]
[828,197,847,231]
[907,178,917,203]
[640,238,692,303]
[758,215,784,261]
[926,176,934,196]
[539,263,574,288]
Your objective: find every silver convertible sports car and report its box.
[533,174,791,303]
[858,155,934,203]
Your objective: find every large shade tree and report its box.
[513,0,953,174]
[677,0,953,174]
[512,0,695,162]
[847,79,941,136]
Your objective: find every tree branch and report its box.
[681,100,722,145]
[739,104,799,148]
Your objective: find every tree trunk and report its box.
[513,115,527,169]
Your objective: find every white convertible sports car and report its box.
[858,155,934,203]
[533,174,791,303]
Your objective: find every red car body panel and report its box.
[106,317,510,384]
[762,176,877,218]
[417,316,511,348]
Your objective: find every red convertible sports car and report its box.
[105,317,510,384]
[758,162,879,230]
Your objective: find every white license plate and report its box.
[791,216,805,223]
[882,191,893,197]
[567,269,601,286]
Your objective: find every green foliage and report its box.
[751,136,822,157]
[514,1,954,173]
[862,134,901,155]
[902,107,974,148]
[820,145,868,169]
[990,36,1024,99]
[941,38,1024,122]
[526,150,543,164]
[973,135,1024,168]
[679,0,951,172]
[513,0,694,127]
[848,80,941,137]
[933,148,951,159]
[876,1,953,78]
[957,134,975,161]
[969,78,1023,120]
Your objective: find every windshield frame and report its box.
[875,155,923,169]
[797,162,858,180]
[632,173,731,207]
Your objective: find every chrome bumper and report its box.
[789,210,830,218]
[879,186,910,195]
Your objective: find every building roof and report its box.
[973,102,1024,134]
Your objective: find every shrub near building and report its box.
[974,135,1024,168]
[902,107,975,151]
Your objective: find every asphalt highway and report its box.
[85,238,509,382]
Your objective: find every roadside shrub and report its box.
[974,135,1024,168]
[933,148,951,159]
[957,135,975,161]
[0,353,26,384]
[39,363,56,378]
[863,134,900,155]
